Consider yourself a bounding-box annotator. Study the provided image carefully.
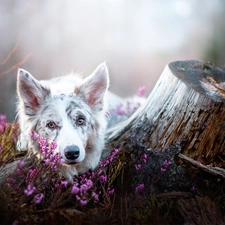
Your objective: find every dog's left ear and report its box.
[17,69,50,115]
[76,63,109,111]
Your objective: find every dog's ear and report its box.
[17,69,50,115]
[76,63,109,111]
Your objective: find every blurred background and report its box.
[0,0,225,121]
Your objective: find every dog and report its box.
[16,63,113,182]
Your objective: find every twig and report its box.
[0,41,19,67]
[155,191,193,199]
[178,153,225,179]
[0,52,32,78]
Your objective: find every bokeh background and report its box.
[0,0,225,121]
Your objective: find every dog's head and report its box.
[17,63,109,169]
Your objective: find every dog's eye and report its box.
[47,121,56,129]
[76,117,85,126]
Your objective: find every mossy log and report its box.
[103,60,225,224]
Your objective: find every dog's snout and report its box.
[64,145,80,160]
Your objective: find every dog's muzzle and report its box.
[64,145,80,161]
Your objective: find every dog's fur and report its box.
[17,63,110,182]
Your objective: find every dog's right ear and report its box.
[17,69,50,115]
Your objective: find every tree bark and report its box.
[102,60,225,224]
[105,60,225,167]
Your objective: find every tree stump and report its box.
[106,60,225,167]
[103,60,225,224]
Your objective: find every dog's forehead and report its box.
[51,94,90,114]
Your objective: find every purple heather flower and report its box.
[33,193,44,204]
[97,169,103,176]
[80,184,88,193]
[160,167,167,172]
[0,114,6,121]
[86,179,93,189]
[138,85,146,97]
[0,146,2,153]
[80,199,88,206]
[135,164,142,170]
[107,187,115,195]
[29,168,38,181]
[76,195,81,201]
[29,131,39,140]
[135,183,145,194]
[18,160,24,168]
[50,141,57,151]
[163,160,172,168]
[100,175,107,183]
[24,184,36,196]
[191,186,195,192]
[115,104,125,115]
[141,153,147,163]
[61,180,68,188]
[71,185,80,195]
[92,192,99,201]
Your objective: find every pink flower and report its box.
[0,114,6,121]
[135,183,145,194]
[18,160,24,168]
[135,164,141,170]
[33,193,44,204]
[163,160,171,168]
[160,168,166,172]
[107,188,115,195]
[141,153,147,163]
[86,179,93,189]
[24,184,36,196]
[71,185,80,194]
[92,192,99,201]
[29,131,39,140]
[61,180,68,188]
[100,175,107,183]
[138,85,146,97]
[80,199,88,206]
[115,104,125,115]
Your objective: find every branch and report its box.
[0,41,19,67]
[178,153,225,179]
[0,52,32,78]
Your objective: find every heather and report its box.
[0,112,181,225]
[0,88,163,224]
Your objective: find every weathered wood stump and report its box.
[103,60,225,224]
[106,60,225,167]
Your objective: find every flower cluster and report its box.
[70,149,118,206]
[33,133,62,171]
[99,148,119,167]
[134,153,148,195]
[4,125,118,209]
[138,85,146,97]
[134,153,148,172]
[110,86,146,117]
[135,183,145,194]
[160,159,172,172]
[0,114,7,133]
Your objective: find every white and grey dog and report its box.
[17,63,112,182]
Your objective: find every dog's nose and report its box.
[64,145,80,160]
